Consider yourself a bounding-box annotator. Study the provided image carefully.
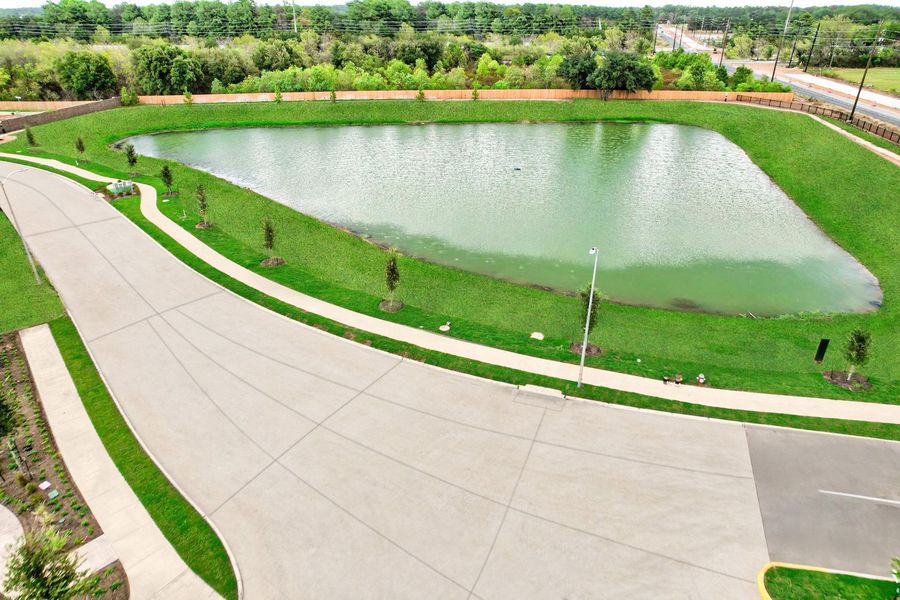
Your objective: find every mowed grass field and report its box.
[824,67,900,95]
[6,99,899,404]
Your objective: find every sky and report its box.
[0,0,891,9]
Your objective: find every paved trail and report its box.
[3,152,899,425]
[1,162,898,598]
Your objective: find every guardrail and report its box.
[735,94,900,146]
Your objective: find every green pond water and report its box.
[129,122,882,315]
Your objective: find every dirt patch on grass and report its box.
[259,256,286,268]
[569,342,602,356]
[823,370,872,391]
[379,300,404,313]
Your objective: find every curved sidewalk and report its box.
[2,152,899,425]
[19,324,219,599]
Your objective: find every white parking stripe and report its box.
[818,490,900,507]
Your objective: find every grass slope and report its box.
[822,116,900,157]
[7,100,899,404]
[765,566,895,600]
[49,317,237,599]
[104,190,897,440]
[0,209,63,334]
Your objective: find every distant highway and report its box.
[654,25,900,128]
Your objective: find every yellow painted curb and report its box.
[758,562,833,599]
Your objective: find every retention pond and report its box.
[130,122,882,315]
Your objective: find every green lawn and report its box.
[7,100,899,405]
[819,67,900,95]
[0,209,63,334]
[822,116,900,156]
[765,566,896,599]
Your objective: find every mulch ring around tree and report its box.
[379,300,404,313]
[259,257,286,268]
[195,221,212,230]
[569,342,602,356]
[822,370,872,391]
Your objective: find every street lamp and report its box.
[0,168,40,285]
[577,246,599,388]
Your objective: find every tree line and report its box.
[0,0,892,101]
[1,0,895,42]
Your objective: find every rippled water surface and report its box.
[130,122,882,315]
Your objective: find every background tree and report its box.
[588,52,656,98]
[384,253,400,308]
[74,136,85,157]
[3,507,99,600]
[844,328,871,381]
[160,165,173,194]
[558,53,596,90]
[195,184,209,227]
[124,142,137,168]
[55,51,116,100]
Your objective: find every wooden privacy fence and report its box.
[735,94,900,146]
[139,89,795,105]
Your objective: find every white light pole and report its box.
[577,246,599,388]
[0,168,40,285]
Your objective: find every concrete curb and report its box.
[18,324,221,600]
[756,561,895,599]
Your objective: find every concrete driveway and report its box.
[2,162,898,599]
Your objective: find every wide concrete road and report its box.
[3,163,899,598]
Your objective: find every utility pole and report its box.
[672,23,678,50]
[291,0,297,34]
[771,0,795,81]
[787,35,798,68]
[652,23,658,53]
[804,22,820,72]
[849,22,883,122]
[577,247,600,389]
[718,20,729,68]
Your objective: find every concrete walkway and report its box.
[1,152,898,425]
[19,324,220,600]
[0,504,23,588]
[2,162,899,598]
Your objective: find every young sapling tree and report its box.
[195,184,209,228]
[844,328,871,381]
[160,165,173,195]
[124,143,138,169]
[259,216,285,266]
[381,253,402,311]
